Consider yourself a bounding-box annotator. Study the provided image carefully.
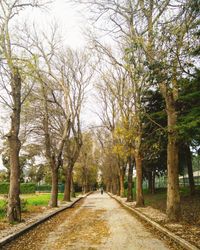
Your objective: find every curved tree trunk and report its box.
[135,152,144,207]
[127,157,133,202]
[7,68,22,223]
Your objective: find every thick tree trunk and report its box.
[63,166,72,201]
[185,144,195,195]
[7,68,21,223]
[7,137,21,222]
[166,102,181,221]
[50,166,58,207]
[135,152,144,207]
[127,157,133,202]
[119,168,125,197]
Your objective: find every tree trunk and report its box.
[185,144,195,195]
[119,167,125,197]
[127,157,133,202]
[71,175,76,198]
[152,170,155,194]
[135,152,144,207]
[148,170,155,194]
[111,177,116,195]
[63,165,72,201]
[166,102,181,221]
[7,137,21,222]
[50,166,58,207]
[148,171,153,193]
[117,175,120,196]
[7,68,22,223]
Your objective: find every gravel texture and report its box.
[3,192,170,250]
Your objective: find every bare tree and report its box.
[62,50,92,201]
[0,0,46,223]
[75,0,198,221]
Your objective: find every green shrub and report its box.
[20,183,36,194]
[36,184,64,193]
[36,184,51,192]
[0,183,36,194]
[0,183,9,194]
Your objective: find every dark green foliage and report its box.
[36,184,51,192]
[142,90,167,176]
[20,183,36,194]
[178,70,200,144]
[36,184,65,193]
[0,183,36,194]
[0,183,9,194]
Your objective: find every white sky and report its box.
[0,1,101,168]
[28,0,88,49]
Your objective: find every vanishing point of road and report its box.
[4,192,170,250]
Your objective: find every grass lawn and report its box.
[22,193,64,206]
[0,192,80,220]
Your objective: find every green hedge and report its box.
[20,183,36,194]
[0,183,36,194]
[36,184,51,192]
[0,183,9,194]
[36,184,64,193]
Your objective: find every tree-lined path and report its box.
[4,192,169,250]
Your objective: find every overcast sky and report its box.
[29,0,88,49]
[24,0,101,128]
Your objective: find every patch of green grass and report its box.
[22,193,64,206]
[0,200,6,218]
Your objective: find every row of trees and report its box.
[0,0,199,224]
[0,0,99,223]
[82,0,200,222]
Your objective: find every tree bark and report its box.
[7,68,22,223]
[148,170,153,193]
[119,167,125,197]
[148,170,155,194]
[127,157,133,202]
[185,144,195,195]
[135,152,144,207]
[50,165,58,207]
[71,175,76,198]
[63,165,73,201]
[152,170,155,194]
[166,100,181,221]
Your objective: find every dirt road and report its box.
[4,192,170,250]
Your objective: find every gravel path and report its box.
[3,192,170,250]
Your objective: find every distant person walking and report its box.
[100,187,103,195]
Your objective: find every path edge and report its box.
[108,192,198,250]
[0,192,92,247]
